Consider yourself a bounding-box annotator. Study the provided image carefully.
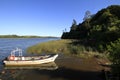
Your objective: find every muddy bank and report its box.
[0,54,110,80]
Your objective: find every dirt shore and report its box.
[0,54,110,80]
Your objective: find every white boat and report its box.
[3,48,58,66]
[4,62,58,70]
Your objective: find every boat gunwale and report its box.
[3,54,58,66]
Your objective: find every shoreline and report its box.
[0,54,110,80]
[27,39,108,59]
[0,39,111,80]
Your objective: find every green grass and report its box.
[27,39,106,58]
[27,40,72,54]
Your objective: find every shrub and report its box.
[107,38,120,74]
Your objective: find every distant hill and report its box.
[0,35,58,38]
[0,35,42,38]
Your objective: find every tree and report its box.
[83,10,91,21]
[70,19,77,31]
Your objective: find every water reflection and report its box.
[0,55,106,80]
[4,62,58,70]
[1,62,58,80]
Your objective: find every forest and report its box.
[61,5,120,77]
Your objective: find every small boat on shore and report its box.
[3,48,58,66]
[4,62,58,70]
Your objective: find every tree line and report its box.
[61,5,120,50]
[0,35,41,38]
[61,5,120,76]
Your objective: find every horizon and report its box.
[0,34,59,37]
[0,0,120,37]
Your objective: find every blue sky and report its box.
[0,0,120,37]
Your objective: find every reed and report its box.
[27,39,105,58]
[27,40,71,54]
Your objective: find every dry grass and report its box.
[27,39,72,54]
[27,39,106,58]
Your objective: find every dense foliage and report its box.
[107,38,120,74]
[61,5,120,49]
[61,5,120,75]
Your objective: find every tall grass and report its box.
[27,39,106,58]
[27,40,72,54]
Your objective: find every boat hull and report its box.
[4,62,58,70]
[3,54,58,66]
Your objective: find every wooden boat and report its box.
[3,48,58,66]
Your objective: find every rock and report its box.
[1,71,5,74]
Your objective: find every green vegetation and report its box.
[27,5,120,77]
[61,5,120,77]
[27,39,105,58]
[0,35,41,38]
[107,38,120,75]
[62,5,120,45]
[27,40,72,54]
[0,35,57,38]
[61,5,120,56]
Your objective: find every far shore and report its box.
[0,35,59,38]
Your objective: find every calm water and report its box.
[0,38,104,80]
[0,38,59,60]
[0,38,59,69]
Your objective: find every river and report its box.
[0,38,59,69]
[0,38,105,80]
[0,38,58,60]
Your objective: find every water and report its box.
[0,38,59,70]
[0,38,59,60]
[0,38,105,80]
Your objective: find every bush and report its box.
[107,38,120,74]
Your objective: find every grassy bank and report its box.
[27,39,106,58]
[27,40,72,54]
